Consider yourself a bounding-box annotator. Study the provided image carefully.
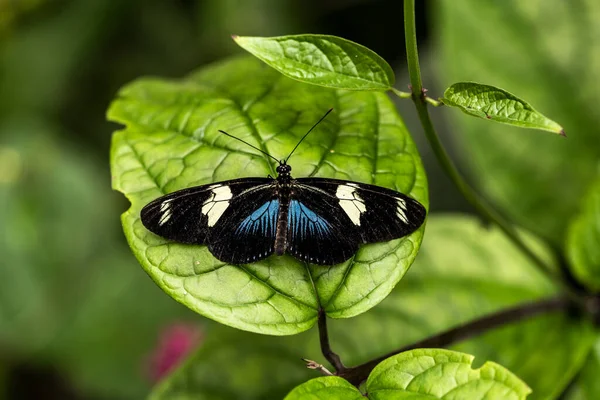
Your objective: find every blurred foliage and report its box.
[436,0,600,248]
[0,117,196,398]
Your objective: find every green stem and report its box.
[424,97,443,107]
[391,87,412,98]
[402,0,582,302]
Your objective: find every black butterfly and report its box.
[141,109,426,265]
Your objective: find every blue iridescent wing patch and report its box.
[286,190,359,265]
[207,184,280,264]
[287,200,331,239]
[236,200,279,236]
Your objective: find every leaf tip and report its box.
[559,129,567,137]
[231,34,240,41]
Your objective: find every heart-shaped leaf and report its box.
[233,34,395,90]
[566,175,600,291]
[443,82,564,134]
[108,56,428,335]
[285,349,531,399]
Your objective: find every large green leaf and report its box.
[234,34,395,90]
[150,215,590,399]
[566,176,600,291]
[108,56,427,335]
[443,82,564,134]
[436,0,600,246]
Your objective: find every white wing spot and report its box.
[158,209,172,225]
[396,198,409,223]
[397,198,407,210]
[336,185,366,226]
[160,199,172,212]
[201,186,233,226]
[396,207,409,224]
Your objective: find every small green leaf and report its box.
[108,56,427,335]
[233,34,395,90]
[566,175,600,291]
[443,82,564,134]
[367,349,531,399]
[284,376,363,400]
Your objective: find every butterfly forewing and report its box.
[294,178,426,244]
[140,178,272,246]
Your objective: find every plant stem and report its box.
[337,296,570,386]
[317,309,345,372]
[401,0,582,302]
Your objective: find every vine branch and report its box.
[317,309,345,372]
[401,0,583,303]
[336,296,571,386]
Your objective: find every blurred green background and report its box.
[1,0,598,399]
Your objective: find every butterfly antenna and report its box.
[284,108,333,163]
[218,130,280,164]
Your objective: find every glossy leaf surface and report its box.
[443,82,564,134]
[234,34,395,90]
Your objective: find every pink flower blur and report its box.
[146,323,203,383]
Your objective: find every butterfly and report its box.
[141,109,426,266]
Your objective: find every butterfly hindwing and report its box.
[295,178,426,244]
[207,183,280,264]
[140,178,272,246]
[286,185,360,265]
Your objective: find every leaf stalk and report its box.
[317,309,345,372]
